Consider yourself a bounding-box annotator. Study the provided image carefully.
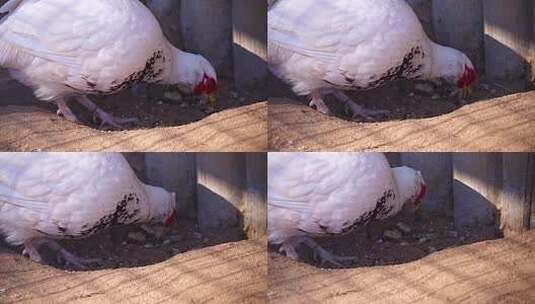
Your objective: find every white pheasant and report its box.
[268,0,477,118]
[0,152,176,268]
[0,0,218,128]
[268,152,426,266]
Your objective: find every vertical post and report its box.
[144,0,183,48]
[145,153,197,218]
[432,0,484,70]
[196,153,246,232]
[385,153,401,167]
[452,153,502,230]
[501,153,534,236]
[123,153,147,180]
[244,153,267,240]
[400,153,453,215]
[406,0,435,38]
[232,0,268,94]
[181,0,233,77]
[483,0,532,89]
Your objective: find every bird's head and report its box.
[192,56,218,106]
[392,166,426,209]
[431,44,477,98]
[144,184,177,226]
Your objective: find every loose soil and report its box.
[268,74,535,152]
[0,218,245,271]
[270,209,500,269]
[268,230,535,304]
[0,72,268,151]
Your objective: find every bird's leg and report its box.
[283,235,358,267]
[41,239,101,270]
[74,95,138,130]
[22,238,47,264]
[308,90,332,115]
[55,99,81,123]
[330,90,389,120]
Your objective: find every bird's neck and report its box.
[161,45,199,87]
[429,42,461,80]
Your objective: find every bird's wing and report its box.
[0,183,49,213]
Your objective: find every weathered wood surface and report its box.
[483,0,533,87]
[269,231,535,304]
[0,102,267,152]
[453,153,502,229]
[145,153,197,218]
[244,153,267,240]
[432,0,484,70]
[0,240,267,304]
[268,92,535,152]
[196,153,245,232]
[501,153,535,235]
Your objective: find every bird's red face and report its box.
[164,208,177,227]
[457,65,477,98]
[194,74,218,105]
[414,183,427,208]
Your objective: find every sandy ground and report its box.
[0,239,267,304]
[269,91,535,152]
[271,209,499,269]
[0,102,266,151]
[268,231,535,304]
[0,72,267,151]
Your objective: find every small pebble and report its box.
[418,237,429,244]
[384,229,402,241]
[396,222,412,234]
[409,92,415,97]
[431,94,441,100]
[0,288,6,294]
[490,89,497,95]
[428,246,437,253]
[191,232,203,239]
[230,91,239,99]
[480,83,490,90]
[448,231,459,238]
[156,100,164,105]
[143,244,154,249]
[127,232,146,242]
[415,83,434,95]
[163,239,172,246]
[400,241,409,246]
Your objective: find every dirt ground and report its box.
[268,230,535,304]
[270,209,500,269]
[269,76,535,151]
[0,219,266,304]
[0,72,267,151]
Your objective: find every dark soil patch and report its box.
[0,217,245,271]
[270,208,501,269]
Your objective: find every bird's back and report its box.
[0,0,169,100]
[268,153,397,244]
[268,0,432,95]
[0,153,150,245]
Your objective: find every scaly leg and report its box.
[74,95,138,129]
[308,89,331,115]
[330,90,389,120]
[281,235,358,267]
[55,99,80,123]
[22,238,101,269]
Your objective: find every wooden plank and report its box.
[244,153,267,240]
[483,0,532,88]
[452,153,502,230]
[400,153,453,215]
[196,153,246,231]
[501,153,534,235]
[181,0,233,77]
[145,153,197,218]
[143,0,183,48]
[432,0,484,70]
[232,0,268,93]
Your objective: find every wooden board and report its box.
[268,92,535,152]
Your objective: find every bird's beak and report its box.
[207,93,217,107]
[462,85,473,99]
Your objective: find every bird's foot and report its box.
[345,100,389,121]
[22,241,44,264]
[93,109,139,130]
[279,241,300,261]
[300,237,358,267]
[56,248,102,270]
[309,99,332,115]
[56,100,81,123]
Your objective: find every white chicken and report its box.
[0,153,176,268]
[0,0,218,128]
[268,152,426,266]
[268,0,477,119]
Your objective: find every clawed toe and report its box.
[93,109,139,130]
